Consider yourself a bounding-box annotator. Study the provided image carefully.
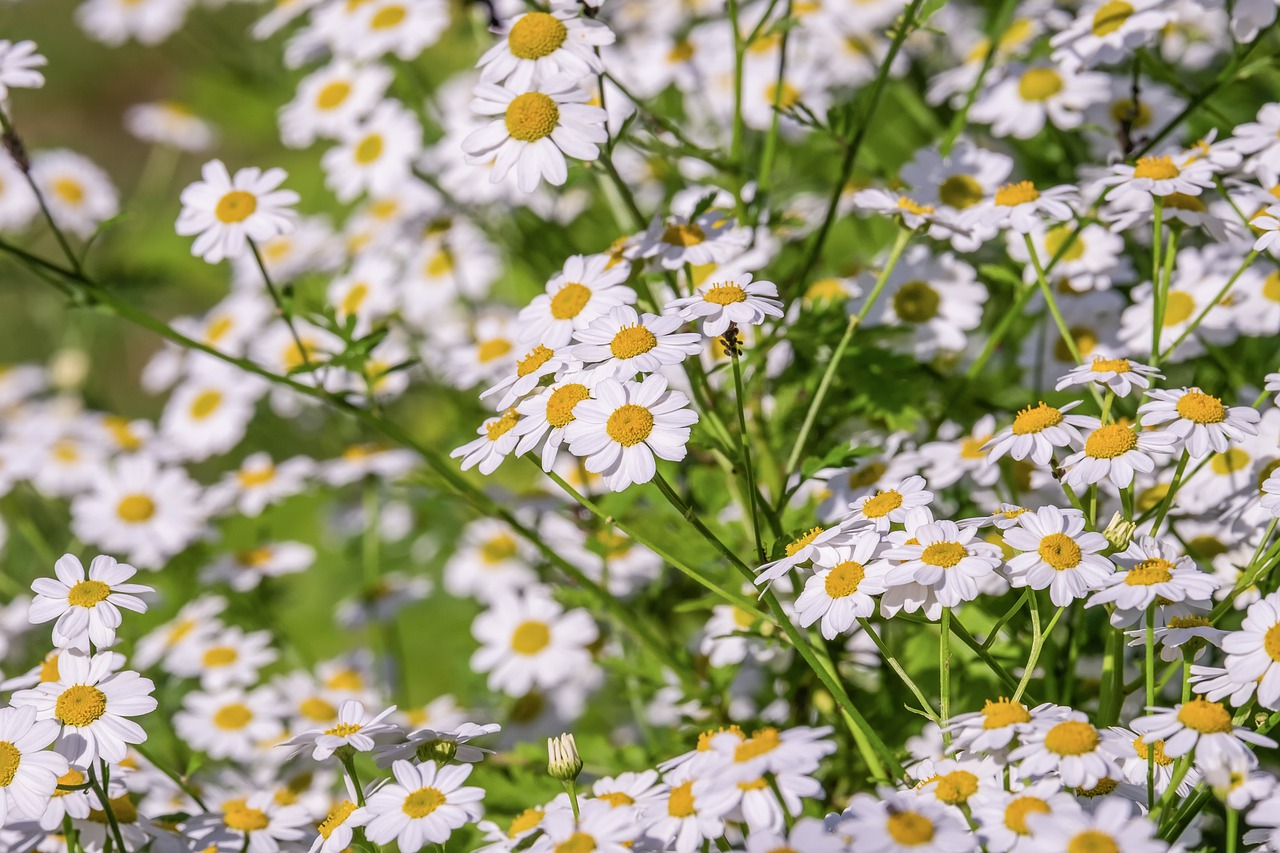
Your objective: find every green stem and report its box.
[340,752,367,806]
[731,350,765,563]
[857,618,942,724]
[940,607,952,746]
[1226,805,1239,853]
[1159,250,1258,361]
[1150,450,1189,536]
[249,237,311,371]
[0,107,85,276]
[753,0,794,223]
[1146,604,1157,811]
[89,762,130,853]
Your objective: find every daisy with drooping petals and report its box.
[463,75,607,193]
[984,401,1091,466]
[573,305,703,380]
[363,760,485,852]
[1138,387,1261,458]
[282,699,401,761]
[1087,536,1219,615]
[478,5,615,89]
[1060,419,1179,490]
[973,180,1077,234]
[1010,712,1118,788]
[666,273,785,338]
[517,253,637,348]
[28,554,151,653]
[755,524,852,587]
[794,532,889,639]
[1132,698,1276,765]
[176,160,299,264]
[0,40,46,99]
[452,408,523,475]
[11,651,156,766]
[564,375,698,491]
[1003,507,1114,606]
[1055,356,1163,396]
[0,704,67,826]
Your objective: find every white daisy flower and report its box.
[310,779,371,853]
[321,100,422,203]
[172,687,284,762]
[1024,797,1166,853]
[947,697,1062,754]
[482,344,581,410]
[635,211,752,270]
[847,187,969,238]
[883,520,1005,609]
[970,62,1110,139]
[1132,698,1276,766]
[478,5,615,89]
[282,699,401,761]
[516,253,637,348]
[1221,591,1280,709]
[645,765,738,853]
[205,452,315,518]
[834,788,975,852]
[451,408,524,476]
[462,75,607,193]
[794,532,889,639]
[199,541,315,594]
[363,760,484,852]
[279,60,392,148]
[861,247,985,359]
[572,305,702,380]
[984,401,1092,466]
[1055,356,1164,396]
[124,101,216,152]
[1060,419,1179,490]
[1138,387,1261,458]
[969,778,1080,853]
[1087,535,1219,614]
[186,791,312,853]
[845,475,934,532]
[972,180,1077,234]
[533,799,638,851]
[167,626,278,690]
[75,0,188,46]
[513,375,597,472]
[1003,506,1114,606]
[28,554,151,653]
[1009,712,1119,788]
[11,651,156,766]
[469,588,598,696]
[373,721,500,766]
[666,273,785,338]
[1096,153,1217,205]
[176,159,299,264]
[1203,750,1273,809]
[755,524,853,587]
[0,40,46,99]
[1049,0,1178,71]
[0,704,67,825]
[30,149,119,239]
[563,375,697,491]
[1101,725,1194,797]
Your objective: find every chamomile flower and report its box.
[463,76,607,193]
[1009,712,1118,788]
[756,524,851,586]
[563,375,697,491]
[279,60,392,148]
[124,101,216,151]
[984,401,1091,466]
[470,588,598,696]
[30,150,119,239]
[861,247,985,359]
[947,697,1045,754]
[1132,698,1276,765]
[12,651,156,766]
[1221,591,1280,709]
[572,306,702,380]
[846,475,934,532]
[1025,798,1166,853]
[666,273,785,338]
[364,760,484,852]
[282,700,401,761]
[1095,153,1216,203]
[479,6,615,90]
[322,100,422,202]
[646,766,739,853]
[794,533,889,639]
[517,253,637,347]
[1087,536,1219,613]
[0,704,66,825]
[176,160,299,264]
[971,62,1109,139]
[0,40,46,100]
[310,780,371,853]
[200,542,316,592]
[28,554,151,653]
[75,0,189,46]
[1003,507,1113,606]
[883,520,1005,609]
[1060,419,1179,490]
[975,180,1077,234]
[636,211,752,270]
[186,791,312,853]
[532,799,638,852]
[205,452,315,518]
[482,344,580,411]
[969,779,1080,852]
[1138,388,1261,457]
[836,788,975,852]
[374,721,501,766]
[512,376,597,472]
[452,408,523,475]
[1055,356,1164,396]
[1050,0,1178,71]
[172,687,284,762]
[168,627,278,690]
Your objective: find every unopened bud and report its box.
[1103,512,1137,552]
[50,349,89,391]
[415,737,457,764]
[547,732,582,782]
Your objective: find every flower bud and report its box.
[547,732,582,782]
[415,737,458,764]
[1103,512,1137,552]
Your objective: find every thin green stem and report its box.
[1160,250,1258,361]
[857,618,942,724]
[340,752,367,806]
[731,350,765,563]
[940,607,953,747]
[89,762,130,853]
[1150,450,1190,537]
[1146,604,1157,810]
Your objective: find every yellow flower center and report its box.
[886,811,935,846]
[56,684,108,727]
[938,174,985,209]
[1134,156,1181,182]
[68,579,112,607]
[203,646,239,667]
[546,383,591,429]
[517,345,555,377]
[402,786,445,818]
[785,526,824,557]
[995,181,1039,206]
[223,800,270,832]
[1210,447,1251,475]
[508,11,568,59]
[88,795,137,826]
[505,92,560,142]
[1069,830,1119,853]
[734,728,780,762]
[662,224,705,246]
[1084,424,1137,459]
[1012,402,1064,435]
[1090,357,1132,374]
[1168,614,1213,629]
[605,403,654,446]
[325,721,362,737]
[897,197,935,216]
[354,133,383,165]
[215,190,257,224]
[1164,192,1206,212]
[480,535,518,565]
[214,704,253,730]
[1125,558,1174,585]
[0,742,19,787]
[982,697,1031,728]
[1163,291,1195,326]
[190,389,222,420]
[597,791,635,807]
[315,81,351,110]
[1110,97,1151,128]
[425,249,453,277]
[1039,533,1082,570]
[319,801,357,839]
[824,561,866,598]
[1176,698,1233,733]
[554,833,598,853]
[511,620,551,655]
[477,338,513,364]
[1045,720,1099,755]
[1076,778,1118,797]
[509,808,544,837]
[1175,391,1226,424]
[921,541,967,568]
[703,283,747,305]
[369,4,406,29]
[668,781,696,817]
[1019,68,1064,101]
[1092,0,1133,35]
[117,494,156,523]
[863,490,903,518]
[611,324,658,359]
[549,282,591,319]
[1131,736,1173,765]
[1265,623,1280,662]
[299,697,337,721]
[1045,224,1086,261]
[485,408,521,441]
[239,464,276,488]
[1004,796,1050,834]
[53,178,85,204]
[893,280,940,323]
